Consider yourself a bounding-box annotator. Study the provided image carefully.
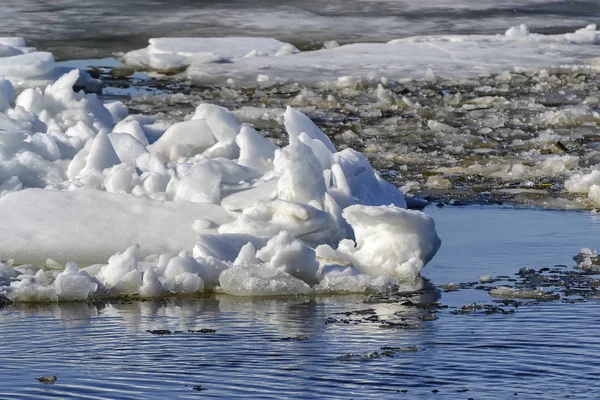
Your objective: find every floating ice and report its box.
[0,70,442,301]
[122,25,600,87]
[489,286,559,300]
[0,37,100,90]
[122,37,298,72]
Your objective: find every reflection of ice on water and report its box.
[7,275,438,339]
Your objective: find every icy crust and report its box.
[0,71,441,302]
[0,37,99,91]
[121,25,600,86]
[122,37,298,72]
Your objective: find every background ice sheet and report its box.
[2,0,599,59]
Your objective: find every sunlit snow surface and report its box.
[122,25,600,85]
[0,38,99,90]
[0,67,441,302]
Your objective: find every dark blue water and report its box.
[2,206,600,399]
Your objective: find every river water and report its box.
[2,206,600,399]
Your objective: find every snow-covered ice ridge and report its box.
[0,70,441,302]
[0,37,100,91]
[123,24,600,86]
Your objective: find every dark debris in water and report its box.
[146,329,175,335]
[278,335,309,341]
[147,329,216,335]
[36,376,57,384]
[185,384,207,392]
[333,346,420,362]
[0,295,12,309]
[363,282,440,304]
[450,303,516,315]
[336,308,376,316]
[379,321,423,330]
[188,329,216,334]
[448,255,600,316]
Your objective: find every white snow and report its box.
[122,37,298,72]
[0,56,443,302]
[0,37,100,90]
[564,170,600,206]
[120,25,600,87]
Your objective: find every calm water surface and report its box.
[2,206,600,399]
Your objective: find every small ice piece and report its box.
[284,106,336,152]
[233,242,261,266]
[315,270,397,293]
[588,185,600,205]
[323,40,340,49]
[105,101,129,125]
[54,262,98,301]
[276,137,327,207]
[335,205,441,281]
[107,132,148,164]
[236,125,277,173]
[505,24,530,37]
[192,103,241,143]
[564,170,600,193]
[112,119,149,146]
[97,245,139,289]
[78,131,121,175]
[256,231,319,286]
[376,83,394,104]
[565,24,599,44]
[489,286,559,300]
[16,69,114,132]
[257,74,270,82]
[162,251,204,294]
[424,68,436,82]
[103,164,140,194]
[218,265,311,296]
[427,120,459,134]
[332,149,407,208]
[148,119,216,162]
[139,267,165,297]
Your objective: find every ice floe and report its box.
[122,37,298,72]
[0,70,441,302]
[0,37,100,91]
[122,25,600,86]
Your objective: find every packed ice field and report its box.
[1,24,600,303]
